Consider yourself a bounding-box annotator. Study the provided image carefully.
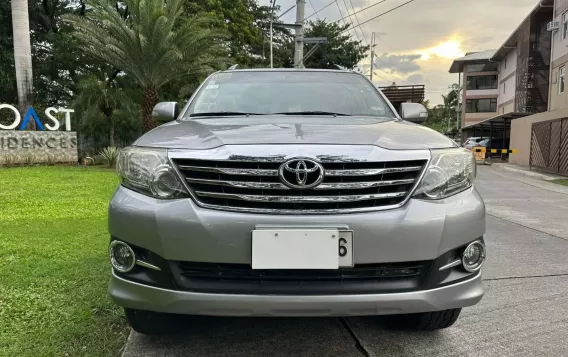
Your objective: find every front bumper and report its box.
[109,271,484,316]
[108,185,485,264]
[108,179,486,315]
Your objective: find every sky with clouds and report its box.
[264,0,539,104]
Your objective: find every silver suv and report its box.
[108,69,485,334]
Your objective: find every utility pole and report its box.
[370,32,376,81]
[449,83,461,134]
[269,0,277,68]
[293,0,305,68]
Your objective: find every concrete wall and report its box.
[509,106,568,166]
[557,0,568,15]
[500,48,517,79]
[498,49,517,113]
[499,76,516,105]
[499,101,515,114]
[553,2,568,63]
[464,112,495,127]
[549,54,568,110]
[467,88,499,96]
[0,131,78,164]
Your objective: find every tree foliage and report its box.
[65,0,228,132]
[73,72,136,147]
[422,86,460,135]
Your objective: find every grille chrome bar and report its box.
[194,191,406,203]
[186,177,415,190]
[187,178,289,190]
[326,166,422,176]
[316,179,415,190]
[178,165,279,176]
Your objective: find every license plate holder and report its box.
[251,229,354,269]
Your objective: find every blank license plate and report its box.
[251,229,354,269]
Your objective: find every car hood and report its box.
[134,116,456,150]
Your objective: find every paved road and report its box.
[122,165,568,357]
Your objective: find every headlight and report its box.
[117,147,186,199]
[413,148,476,199]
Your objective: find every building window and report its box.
[503,82,506,94]
[465,98,498,113]
[562,12,568,40]
[466,75,498,90]
[466,63,499,73]
[504,59,507,70]
[560,66,565,93]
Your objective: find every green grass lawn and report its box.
[0,166,128,357]
[551,179,568,186]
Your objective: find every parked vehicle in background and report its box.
[463,137,483,148]
[107,69,486,335]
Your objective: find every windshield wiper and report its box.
[189,112,261,117]
[271,111,352,116]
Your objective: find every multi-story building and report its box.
[449,0,553,128]
[447,0,568,174]
[449,50,499,128]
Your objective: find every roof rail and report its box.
[228,64,239,70]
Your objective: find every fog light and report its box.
[462,240,486,272]
[109,241,136,272]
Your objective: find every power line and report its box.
[340,0,416,33]
[340,0,362,42]
[308,0,318,17]
[304,0,338,22]
[335,0,362,42]
[348,0,368,45]
[344,0,419,85]
[375,67,414,85]
[363,68,392,83]
[336,0,390,23]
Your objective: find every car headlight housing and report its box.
[117,147,186,199]
[413,148,476,200]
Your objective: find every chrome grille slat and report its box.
[172,158,427,214]
[326,166,422,176]
[316,179,415,190]
[185,178,415,190]
[178,165,278,176]
[187,178,289,189]
[194,191,406,203]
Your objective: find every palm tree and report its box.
[73,75,135,147]
[11,0,35,128]
[66,0,227,132]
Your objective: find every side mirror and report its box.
[152,102,179,123]
[400,103,428,123]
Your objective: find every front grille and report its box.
[172,158,427,214]
[170,261,431,295]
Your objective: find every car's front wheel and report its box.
[386,308,462,330]
[124,308,181,335]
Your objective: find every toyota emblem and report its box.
[279,158,324,189]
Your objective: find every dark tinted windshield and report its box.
[184,71,394,118]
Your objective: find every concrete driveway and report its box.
[122,165,568,357]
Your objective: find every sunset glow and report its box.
[420,39,464,60]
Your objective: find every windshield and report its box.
[184,71,395,118]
